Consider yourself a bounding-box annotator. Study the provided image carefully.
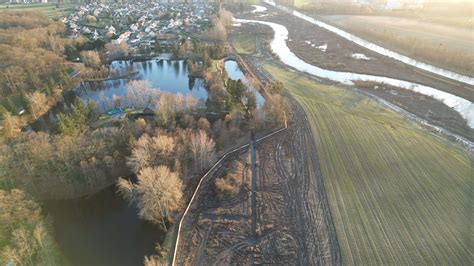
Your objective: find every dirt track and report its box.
[175,107,341,264]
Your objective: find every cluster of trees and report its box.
[268,81,284,94]
[0,12,68,99]
[118,124,217,228]
[205,72,256,120]
[0,128,130,200]
[104,43,130,61]
[95,80,199,123]
[186,41,226,77]
[206,8,233,43]
[0,89,63,139]
[80,50,102,67]
[56,97,98,135]
[0,189,62,265]
[64,36,106,62]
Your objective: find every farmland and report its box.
[321,15,474,75]
[264,63,472,265]
[0,3,78,19]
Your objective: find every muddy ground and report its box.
[174,5,472,264]
[175,105,340,265]
[356,83,474,141]
[240,5,474,102]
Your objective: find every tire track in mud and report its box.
[244,44,342,264]
[274,93,342,265]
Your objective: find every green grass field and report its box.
[264,63,472,265]
[230,32,257,55]
[0,3,77,18]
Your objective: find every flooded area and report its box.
[234,14,474,128]
[224,60,265,105]
[264,0,474,86]
[45,186,163,266]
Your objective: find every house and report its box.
[155,33,181,46]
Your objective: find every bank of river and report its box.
[264,0,474,86]
[234,13,474,128]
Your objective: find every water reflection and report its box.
[224,60,265,105]
[29,59,208,132]
[45,186,163,266]
[80,59,207,103]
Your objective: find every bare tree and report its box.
[105,43,130,59]
[80,50,101,67]
[1,112,22,139]
[207,19,227,43]
[189,130,217,173]
[207,8,233,42]
[0,189,60,266]
[26,91,49,119]
[117,166,182,229]
[127,133,176,173]
[125,80,160,108]
[117,177,135,203]
[219,8,234,27]
[197,117,211,132]
[137,166,182,228]
[155,92,177,125]
[144,255,165,266]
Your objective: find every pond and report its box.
[79,59,207,103]
[44,186,164,266]
[30,59,207,131]
[224,60,265,105]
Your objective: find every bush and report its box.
[214,161,243,198]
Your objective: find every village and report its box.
[63,1,216,53]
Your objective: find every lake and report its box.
[79,59,207,103]
[30,59,207,131]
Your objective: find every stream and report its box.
[235,9,474,128]
[263,0,474,86]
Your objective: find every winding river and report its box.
[235,8,474,128]
[263,0,474,86]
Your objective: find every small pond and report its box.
[224,60,265,105]
[44,186,164,266]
